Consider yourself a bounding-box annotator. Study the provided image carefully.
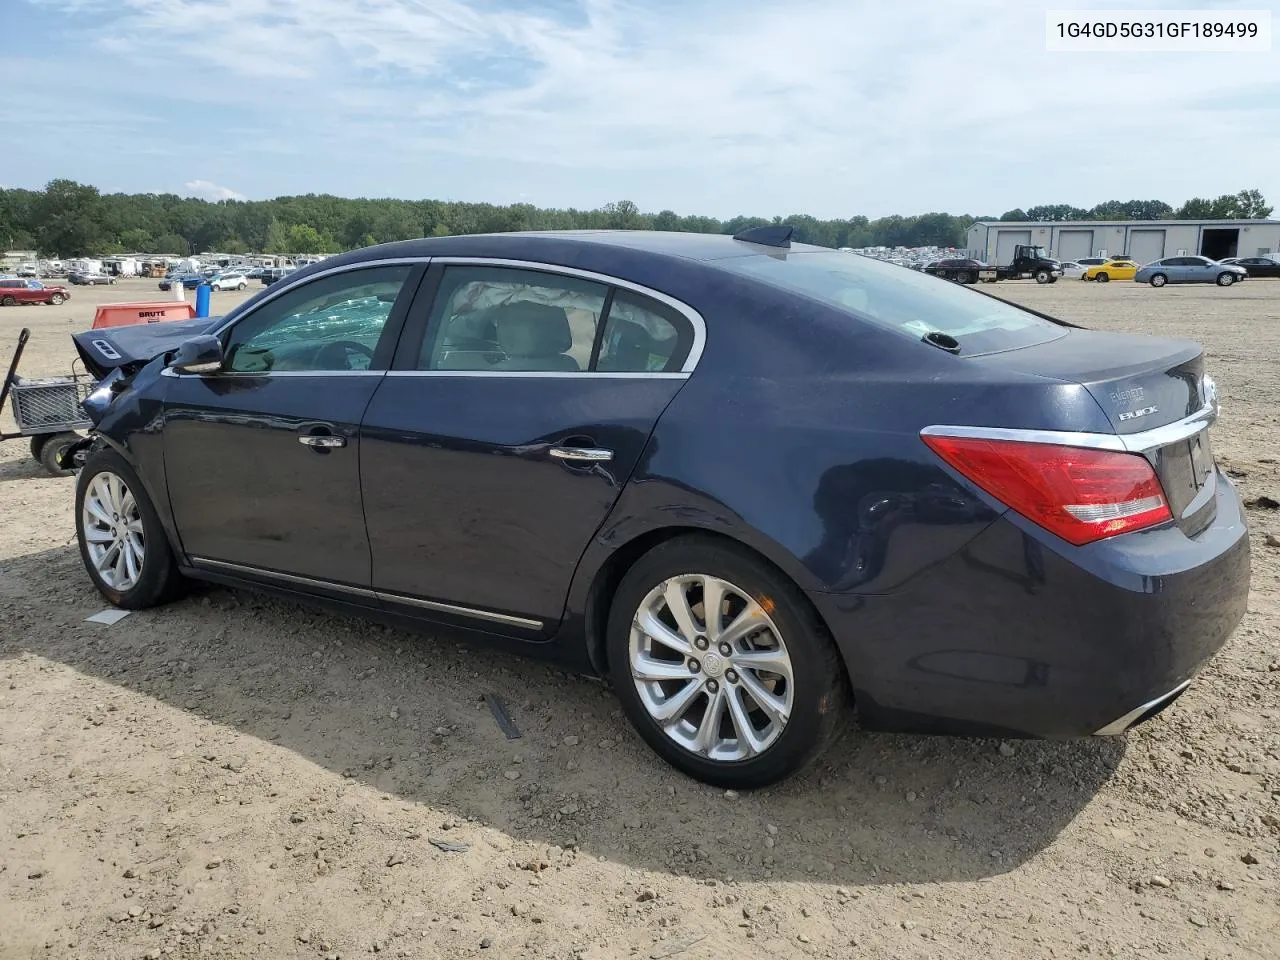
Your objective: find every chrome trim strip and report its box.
[383,370,687,380]
[161,367,384,379]
[374,591,543,629]
[190,557,378,599]
[208,257,431,337]
[188,556,542,630]
[431,256,707,373]
[921,399,1218,455]
[1093,679,1191,736]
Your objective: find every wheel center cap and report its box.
[701,651,727,678]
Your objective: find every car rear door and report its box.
[161,261,425,587]
[359,260,703,634]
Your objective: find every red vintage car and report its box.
[0,278,70,306]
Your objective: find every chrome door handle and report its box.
[549,445,613,463]
[299,434,346,449]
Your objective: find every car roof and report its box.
[332,230,834,269]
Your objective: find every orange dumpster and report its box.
[92,301,197,330]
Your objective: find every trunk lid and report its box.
[975,329,1216,534]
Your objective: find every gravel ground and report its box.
[2,276,1278,960]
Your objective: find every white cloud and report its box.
[8,0,1280,217]
[184,179,247,202]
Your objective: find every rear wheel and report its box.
[36,431,80,476]
[1,296,15,306]
[955,270,973,284]
[75,448,185,609]
[1216,272,1236,287]
[1095,272,1110,283]
[607,535,847,789]
[1150,273,1168,287]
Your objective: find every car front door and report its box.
[161,261,424,586]
[359,261,702,633]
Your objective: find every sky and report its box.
[2,0,1278,219]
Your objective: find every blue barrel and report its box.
[195,282,211,318]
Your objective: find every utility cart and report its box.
[1,327,95,475]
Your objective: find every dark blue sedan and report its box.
[64,228,1250,788]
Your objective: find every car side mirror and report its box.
[170,335,224,374]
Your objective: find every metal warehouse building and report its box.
[966,219,1280,266]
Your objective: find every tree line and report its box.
[0,180,1271,259]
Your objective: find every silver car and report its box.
[1134,256,1248,288]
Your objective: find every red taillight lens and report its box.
[921,434,1172,546]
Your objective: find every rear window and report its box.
[718,251,1067,355]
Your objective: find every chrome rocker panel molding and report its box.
[188,556,543,630]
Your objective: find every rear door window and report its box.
[719,251,1067,355]
[597,290,692,373]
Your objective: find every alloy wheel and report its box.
[629,574,794,762]
[82,471,145,591]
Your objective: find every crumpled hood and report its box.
[72,316,222,378]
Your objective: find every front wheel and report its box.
[1149,273,1168,287]
[1217,272,1236,287]
[1095,272,1110,283]
[75,448,185,609]
[955,270,973,284]
[236,282,246,290]
[607,535,848,789]
[49,293,65,305]
[1035,269,1051,284]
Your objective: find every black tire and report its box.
[36,432,80,476]
[606,534,849,789]
[1,296,15,306]
[1095,272,1110,283]
[75,447,185,609]
[1035,269,1051,284]
[1216,272,1235,287]
[955,270,973,284]
[1150,273,1167,287]
[49,293,65,305]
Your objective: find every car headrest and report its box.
[495,301,572,357]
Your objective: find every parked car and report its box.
[260,266,297,286]
[1059,261,1088,280]
[209,270,250,291]
[1134,256,1248,287]
[64,229,1249,788]
[0,278,70,305]
[68,271,117,286]
[1084,258,1139,283]
[922,257,989,284]
[1226,256,1280,279]
[158,274,204,291]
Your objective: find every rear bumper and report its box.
[808,470,1250,739]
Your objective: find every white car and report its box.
[1059,261,1088,279]
[209,270,249,291]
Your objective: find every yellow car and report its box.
[1085,259,1139,282]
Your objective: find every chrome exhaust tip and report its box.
[1093,679,1192,737]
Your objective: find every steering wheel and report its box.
[315,339,376,370]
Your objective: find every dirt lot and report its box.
[2,276,1278,960]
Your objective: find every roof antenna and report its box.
[732,224,794,248]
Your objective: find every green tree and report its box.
[119,227,154,251]
[154,233,189,254]
[263,218,288,253]
[284,223,328,253]
[32,179,105,256]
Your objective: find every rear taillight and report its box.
[921,434,1172,546]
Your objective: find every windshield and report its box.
[718,251,1068,355]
